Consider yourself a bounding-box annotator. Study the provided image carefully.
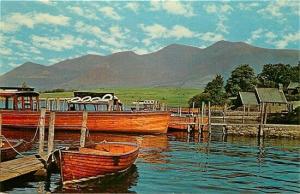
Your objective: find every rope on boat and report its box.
[0,135,25,157]
[23,119,40,144]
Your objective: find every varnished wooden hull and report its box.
[59,142,139,184]
[0,110,170,134]
[0,139,32,161]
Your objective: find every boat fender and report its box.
[102,94,113,100]
[82,96,92,102]
[70,97,82,103]
[91,97,102,102]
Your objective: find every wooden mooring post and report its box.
[39,108,46,156]
[208,101,211,134]
[0,114,2,161]
[47,112,55,157]
[80,111,88,147]
[200,101,204,133]
[258,103,265,137]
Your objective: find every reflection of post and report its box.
[201,101,204,132]
[48,112,55,157]
[39,108,46,155]
[80,111,88,147]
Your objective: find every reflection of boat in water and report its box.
[0,87,170,134]
[0,136,33,161]
[59,141,139,185]
[56,165,139,193]
[168,115,208,131]
[168,131,210,143]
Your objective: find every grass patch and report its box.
[40,87,202,107]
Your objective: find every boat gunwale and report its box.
[0,139,24,151]
[61,142,140,157]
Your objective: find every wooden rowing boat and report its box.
[0,110,171,134]
[0,138,32,161]
[59,141,139,184]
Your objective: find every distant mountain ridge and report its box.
[0,40,299,90]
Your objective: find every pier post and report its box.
[179,106,182,117]
[80,111,88,147]
[259,103,265,137]
[38,108,46,155]
[0,114,2,161]
[208,101,211,134]
[56,98,60,111]
[242,105,245,124]
[47,112,55,157]
[201,101,204,132]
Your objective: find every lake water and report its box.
[1,128,299,193]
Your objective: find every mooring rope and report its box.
[0,135,25,157]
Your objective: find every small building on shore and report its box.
[237,87,288,113]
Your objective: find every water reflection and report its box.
[1,128,299,193]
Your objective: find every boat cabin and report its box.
[0,87,39,111]
[67,91,122,111]
[132,100,160,111]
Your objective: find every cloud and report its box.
[37,0,56,5]
[1,12,69,32]
[67,6,99,20]
[273,32,300,49]
[258,1,299,20]
[140,23,198,45]
[0,47,12,56]
[75,21,127,48]
[126,2,139,13]
[198,32,224,42]
[150,0,195,17]
[99,6,121,20]
[203,4,233,34]
[32,35,85,51]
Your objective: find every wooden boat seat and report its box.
[79,147,110,155]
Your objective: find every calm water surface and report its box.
[1,128,300,193]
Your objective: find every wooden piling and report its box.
[208,101,211,134]
[38,109,46,155]
[0,114,2,161]
[47,112,55,157]
[242,105,246,124]
[259,103,265,137]
[200,101,204,133]
[80,111,88,147]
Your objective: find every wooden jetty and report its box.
[0,155,45,182]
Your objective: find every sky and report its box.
[0,0,299,75]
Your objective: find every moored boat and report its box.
[59,141,139,184]
[0,137,33,161]
[0,87,171,134]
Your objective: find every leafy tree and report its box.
[21,82,28,88]
[225,64,257,97]
[258,63,299,88]
[189,74,227,107]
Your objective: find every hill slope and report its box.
[0,41,299,89]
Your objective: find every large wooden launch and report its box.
[0,87,170,134]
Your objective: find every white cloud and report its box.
[258,1,299,20]
[238,2,259,11]
[99,6,121,20]
[273,32,300,49]
[140,23,200,46]
[32,35,85,51]
[1,12,69,32]
[126,2,139,13]
[37,0,56,5]
[67,6,99,20]
[203,4,233,34]
[150,0,195,17]
[0,47,12,56]
[75,22,127,48]
[199,32,224,42]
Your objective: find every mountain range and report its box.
[0,40,299,90]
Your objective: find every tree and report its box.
[21,82,28,88]
[225,64,257,97]
[189,74,227,107]
[258,63,299,88]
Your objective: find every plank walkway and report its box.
[0,155,45,182]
